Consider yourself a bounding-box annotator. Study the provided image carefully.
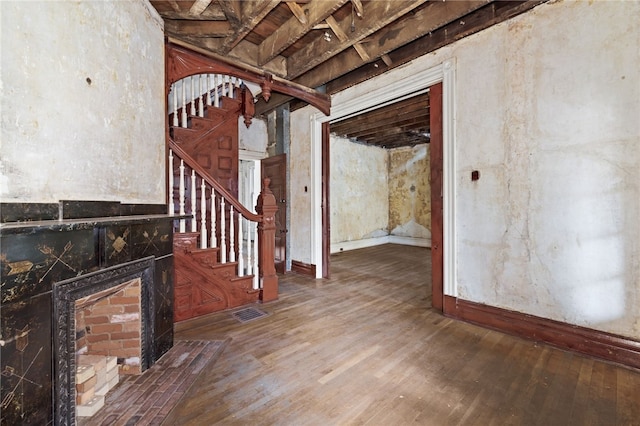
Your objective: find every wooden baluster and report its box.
[206,74,212,106]
[191,170,197,232]
[220,198,226,263]
[190,76,196,116]
[198,74,204,117]
[200,180,207,249]
[229,206,235,262]
[238,215,244,277]
[172,86,178,127]
[256,178,278,301]
[210,192,217,248]
[214,74,219,107]
[181,79,187,128]
[168,149,174,214]
[179,159,186,233]
[246,219,253,276]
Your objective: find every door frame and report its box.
[311,59,457,305]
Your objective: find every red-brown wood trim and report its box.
[256,178,279,303]
[444,295,640,371]
[322,121,331,279]
[169,142,261,223]
[166,41,331,116]
[430,82,444,311]
[291,260,316,277]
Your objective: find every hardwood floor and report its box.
[165,244,640,425]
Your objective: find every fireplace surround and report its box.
[54,256,154,424]
[0,201,179,425]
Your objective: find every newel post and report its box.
[256,178,279,302]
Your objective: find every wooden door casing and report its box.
[429,82,444,311]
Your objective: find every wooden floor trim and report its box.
[290,260,316,277]
[444,295,640,371]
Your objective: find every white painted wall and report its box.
[0,1,165,204]
[292,0,640,339]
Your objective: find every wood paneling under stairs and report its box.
[167,244,640,425]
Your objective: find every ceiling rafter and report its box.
[257,0,349,67]
[286,2,307,24]
[150,0,226,20]
[219,0,282,52]
[164,20,233,38]
[189,0,214,16]
[286,0,429,79]
[254,0,493,115]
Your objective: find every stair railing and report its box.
[169,143,278,301]
[169,74,244,128]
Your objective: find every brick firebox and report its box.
[75,278,143,376]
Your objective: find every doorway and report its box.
[312,60,456,310]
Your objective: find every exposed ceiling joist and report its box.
[257,0,349,66]
[220,0,281,52]
[150,0,549,148]
[189,0,214,16]
[286,0,428,79]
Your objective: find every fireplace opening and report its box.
[74,277,141,417]
[54,257,155,425]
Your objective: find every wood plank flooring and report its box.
[164,244,640,425]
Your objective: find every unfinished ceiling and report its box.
[150,0,547,147]
[330,92,430,149]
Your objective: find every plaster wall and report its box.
[388,145,431,240]
[0,1,165,204]
[330,135,388,244]
[289,108,313,263]
[297,0,639,339]
[239,117,268,154]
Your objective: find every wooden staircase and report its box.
[167,70,277,323]
[173,232,258,322]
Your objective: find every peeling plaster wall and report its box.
[388,145,431,240]
[453,0,640,339]
[0,1,165,204]
[289,108,313,263]
[330,135,388,244]
[298,0,639,339]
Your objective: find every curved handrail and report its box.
[169,141,263,223]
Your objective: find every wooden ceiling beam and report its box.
[286,0,429,79]
[332,113,429,138]
[350,0,363,18]
[150,0,226,20]
[257,0,349,66]
[255,1,546,117]
[220,0,281,52]
[293,0,490,85]
[286,2,308,24]
[189,0,214,16]
[326,0,548,94]
[164,19,233,37]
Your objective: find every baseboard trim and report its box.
[331,236,430,253]
[291,260,316,277]
[444,295,640,371]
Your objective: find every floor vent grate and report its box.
[231,306,269,323]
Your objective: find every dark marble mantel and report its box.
[0,202,181,425]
